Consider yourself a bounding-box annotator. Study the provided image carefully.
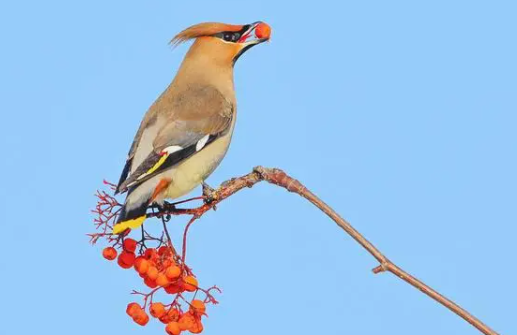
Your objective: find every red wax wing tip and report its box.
[255,22,271,40]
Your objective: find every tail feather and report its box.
[113,189,150,234]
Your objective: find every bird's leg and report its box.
[150,201,175,218]
[202,182,218,205]
[138,225,147,253]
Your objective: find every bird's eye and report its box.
[215,31,242,43]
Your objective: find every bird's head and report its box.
[171,21,271,66]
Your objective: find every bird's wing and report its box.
[115,85,233,194]
[115,109,159,193]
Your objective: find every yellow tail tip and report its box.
[112,215,146,234]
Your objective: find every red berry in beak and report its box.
[255,22,271,40]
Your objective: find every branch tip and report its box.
[372,263,389,274]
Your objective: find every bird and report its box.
[111,21,272,234]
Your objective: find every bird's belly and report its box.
[163,134,231,200]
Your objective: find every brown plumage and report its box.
[112,21,271,234]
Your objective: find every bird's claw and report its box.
[151,201,176,214]
[162,201,176,212]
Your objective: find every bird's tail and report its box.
[112,188,152,235]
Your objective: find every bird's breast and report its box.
[163,129,233,200]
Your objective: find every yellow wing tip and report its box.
[112,215,146,234]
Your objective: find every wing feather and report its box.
[115,85,233,194]
[117,133,220,193]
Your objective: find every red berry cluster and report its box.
[126,300,205,334]
[101,237,218,334]
[90,182,219,334]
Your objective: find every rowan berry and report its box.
[143,248,157,260]
[144,276,158,288]
[158,246,170,255]
[164,283,184,294]
[159,308,180,324]
[135,258,150,274]
[182,276,198,292]
[166,265,181,280]
[189,319,203,334]
[189,300,206,315]
[147,266,159,280]
[255,22,271,39]
[178,313,196,331]
[126,302,141,317]
[156,272,170,287]
[149,302,166,318]
[102,247,117,260]
[166,321,182,335]
[133,310,149,326]
[123,238,137,253]
[118,251,136,269]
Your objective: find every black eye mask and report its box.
[214,25,251,43]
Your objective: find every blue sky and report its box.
[0,0,515,334]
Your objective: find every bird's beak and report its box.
[237,21,271,46]
[232,21,271,65]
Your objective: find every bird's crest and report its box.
[170,22,243,46]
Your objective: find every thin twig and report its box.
[181,215,199,263]
[149,166,498,335]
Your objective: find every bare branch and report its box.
[152,166,498,335]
